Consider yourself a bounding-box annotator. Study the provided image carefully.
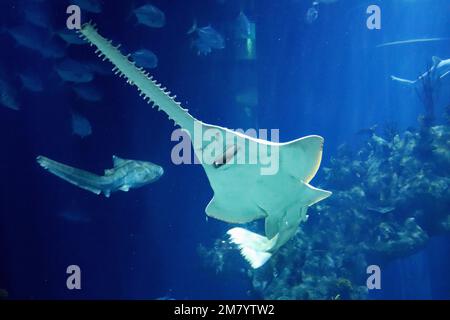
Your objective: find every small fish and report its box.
[23,2,52,29]
[18,72,44,92]
[367,207,395,214]
[191,39,213,56]
[72,83,103,102]
[86,61,111,76]
[71,112,92,138]
[236,88,258,108]
[356,124,378,136]
[72,0,102,13]
[55,59,94,83]
[305,6,319,24]
[188,21,225,55]
[6,25,51,53]
[0,78,20,111]
[234,12,255,40]
[37,155,164,197]
[131,49,158,69]
[56,29,86,45]
[38,39,65,59]
[60,211,92,223]
[133,4,166,28]
[6,25,64,58]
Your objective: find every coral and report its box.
[199,120,450,299]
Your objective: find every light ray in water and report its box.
[376,37,450,48]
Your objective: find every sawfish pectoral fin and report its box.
[227,227,278,269]
[205,195,264,224]
[280,135,324,183]
[302,182,332,207]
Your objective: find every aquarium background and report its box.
[0,0,449,299]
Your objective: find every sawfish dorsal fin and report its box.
[78,22,197,135]
[432,56,442,66]
[112,155,126,167]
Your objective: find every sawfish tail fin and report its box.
[391,75,416,86]
[227,227,278,269]
[36,155,111,197]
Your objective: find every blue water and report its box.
[0,0,449,299]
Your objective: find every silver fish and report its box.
[134,4,166,28]
[72,0,102,13]
[0,77,20,111]
[72,83,103,102]
[71,112,92,138]
[57,29,87,45]
[55,59,94,83]
[131,49,158,69]
[188,22,225,55]
[18,72,44,92]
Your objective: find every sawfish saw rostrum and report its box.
[78,22,331,268]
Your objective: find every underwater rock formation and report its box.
[199,121,450,299]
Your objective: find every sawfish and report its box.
[78,22,331,268]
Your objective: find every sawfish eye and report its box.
[213,145,239,168]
